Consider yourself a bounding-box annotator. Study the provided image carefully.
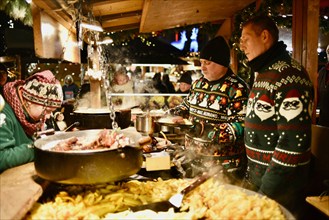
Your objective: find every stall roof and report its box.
[33,0,256,33]
[103,36,188,65]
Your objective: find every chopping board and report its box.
[306,196,329,217]
[0,162,45,220]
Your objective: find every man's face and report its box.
[179,82,191,92]
[240,24,267,61]
[28,102,57,122]
[200,59,227,81]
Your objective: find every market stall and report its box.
[1,1,328,220]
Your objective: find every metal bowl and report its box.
[34,129,143,184]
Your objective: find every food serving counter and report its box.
[0,127,300,220]
[1,162,295,220]
[0,163,43,220]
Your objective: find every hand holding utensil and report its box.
[130,171,215,212]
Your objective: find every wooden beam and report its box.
[103,23,140,32]
[92,0,144,17]
[292,0,320,123]
[140,0,151,33]
[216,19,237,73]
[32,0,76,34]
[31,3,43,59]
[97,10,142,21]
[292,0,306,64]
[31,2,80,63]
[216,18,232,41]
[305,0,320,84]
[101,16,141,29]
[255,0,262,11]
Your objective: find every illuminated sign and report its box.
[171,27,199,52]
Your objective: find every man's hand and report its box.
[172,116,185,123]
[168,108,178,116]
[188,121,205,137]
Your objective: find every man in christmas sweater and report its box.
[170,36,249,180]
[240,15,314,215]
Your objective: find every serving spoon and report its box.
[130,171,214,212]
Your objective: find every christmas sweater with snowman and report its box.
[173,69,249,172]
[244,41,314,198]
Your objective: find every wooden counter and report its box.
[0,163,45,220]
[306,196,329,217]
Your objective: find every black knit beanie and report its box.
[178,71,192,85]
[200,36,230,67]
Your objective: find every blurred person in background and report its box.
[152,72,168,93]
[162,73,176,93]
[167,71,193,108]
[169,36,249,181]
[62,74,79,126]
[0,63,8,94]
[240,15,314,217]
[111,68,135,108]
[317,44,329,127]
[0,70,63,172]
[177,71,193,93]
[62,74,79,104]
[148,72,167,110]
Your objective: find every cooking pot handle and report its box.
[64,122,80,132]
[200,121,205,136]
[33,129,55,140]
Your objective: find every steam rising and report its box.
[172,139,244,187]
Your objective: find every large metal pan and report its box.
[222,184,295,220]
[34,129,143,184]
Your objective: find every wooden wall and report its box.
[292,0,320,123]
[31,3,80,63]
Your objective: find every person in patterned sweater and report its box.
[170,36,249,181]
[0,70,63,172]
[240,15,314,216]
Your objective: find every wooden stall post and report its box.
[292,0,320,123]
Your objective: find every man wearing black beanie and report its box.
[200,36,230,68]
[169,35,249,182]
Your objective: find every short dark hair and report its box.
[242,15,279,42]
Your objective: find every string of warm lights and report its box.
[1,0,327,34]
[2,0,327,53]
[1,0,328,84]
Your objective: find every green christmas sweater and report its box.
[0,102,34,172]
[173,69,249,171]
[244,41,314,198]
